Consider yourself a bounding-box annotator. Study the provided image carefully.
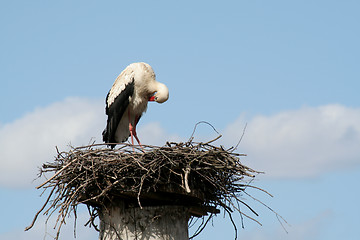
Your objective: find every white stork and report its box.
[102,62,169,148]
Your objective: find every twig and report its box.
[188,121,221,142]
[25,187,56,231]
[231,123,248,152]
[27,138,281,240]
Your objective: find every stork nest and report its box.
[26,139,281,239]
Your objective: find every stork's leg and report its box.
[129,122,135,145]
[132,125,141,146]
[128,111,143,151]
[128,122,141,145]
[133,116,142,146]
[129,122,144,152]
[127,110,135,146]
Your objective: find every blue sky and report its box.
[1,1,360,239]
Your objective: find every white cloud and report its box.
[0,97,106,188]
[222,104,360,178]
[2,101,359,187]
[0,97,180,188]
[138,122,182,146]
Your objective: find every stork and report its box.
[102,62,169,149]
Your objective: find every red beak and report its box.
[149,96,156,101]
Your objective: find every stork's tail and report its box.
[102,128,116,149]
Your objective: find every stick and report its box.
[25,187,55,231]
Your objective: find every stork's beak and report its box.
[149,95,156,101]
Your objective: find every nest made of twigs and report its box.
[26,139,279,239]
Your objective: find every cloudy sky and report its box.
[1,1,360,239]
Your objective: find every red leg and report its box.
[132,126,142,146]
[129,122,135,145]
[128,111,143,150]
[128,110,134,145]
[129,122,143,151]
[133,115,142,145]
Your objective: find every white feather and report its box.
[105,62,169,144]
[107,67,135,106]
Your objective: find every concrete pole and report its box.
[99,202,189,240]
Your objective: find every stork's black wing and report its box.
[102,79,134,148]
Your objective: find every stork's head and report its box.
[149,82,169,103]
